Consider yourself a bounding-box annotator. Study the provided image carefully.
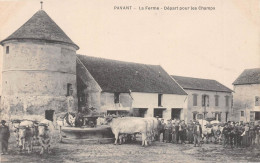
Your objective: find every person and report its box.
[233,122,240,148]
[229,122,235,148]
[164,120,172,143]
[254,121,260,146]
[242,123,250,147]
[249,122,256,146]
[175,121,180,144]
[193,121,202,147]
[179,120,186,144]
[222,123,229,148]
[159,119,166,142]
[171,122,177,143]
[187,120,194,144]
[0,120,10,155]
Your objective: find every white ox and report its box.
[106,117,148,146]
[18,120,36,153]
[38,119,55,154]
[143,117,159,142]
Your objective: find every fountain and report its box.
[61,105,114,144]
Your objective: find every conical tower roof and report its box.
[0,10,79,50]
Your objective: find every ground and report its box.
[1,133,260,163]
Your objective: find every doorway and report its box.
[133,108,147,117]
[171,108,181,120]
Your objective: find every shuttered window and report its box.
[255,96,259,106]
[215,95,219,106]
[225,96,229,107]
[114,93,120,104]
[193,94,197,106]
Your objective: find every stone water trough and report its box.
[61,125,114,144]
[61,114,114,144]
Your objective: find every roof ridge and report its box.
[76,54,160,67]
[172,75,217,81]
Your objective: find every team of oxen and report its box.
[10,112,75,154]
[10,112,225,154]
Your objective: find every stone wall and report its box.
[184,89,232,122]
[1,40,78,120]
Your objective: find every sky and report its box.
[0,0,259,93]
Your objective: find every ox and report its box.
[106,117,148,146]
[38,119,55,154]
[11,120,21,147]
[143,117,159,142]
[18,120,36,153]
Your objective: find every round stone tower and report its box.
[0,9,79,119]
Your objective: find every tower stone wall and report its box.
[1,40,78,120]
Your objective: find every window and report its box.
[158,94,163,106]
[114,93,120,104]
[225,96,229,107]
[193,112,197,120]
[255,96,259,106]
[193,94,197,106]
[241,111,244,117]
[226,112,228,122]
[215,95,219,107]
[202,95,209,107]
[154,109,163,118]
[6,46,9,54]
[67,83,72,96]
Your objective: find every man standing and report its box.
[222,123,229,148]
[193,121,202,147]
[0,120,10,155]
[254,121,260,146]
[159,119,166,142]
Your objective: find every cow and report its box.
[38,119,55,154]
[105,116,148,146]
[11,120,21,147]
[143,117,159,142]
[18,120,35,153]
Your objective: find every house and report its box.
[172,75,233,122]
[76,55,188,121]
[232,68,260,122]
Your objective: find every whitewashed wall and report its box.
[233,84,260,122]
[131,92,188,121]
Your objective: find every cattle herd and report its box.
[3,113,260,155]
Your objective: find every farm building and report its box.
[172,75,233,122]
[232,68,260,122]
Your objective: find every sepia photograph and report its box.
[0,0,259,162]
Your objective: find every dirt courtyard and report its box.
[1,133,260,163]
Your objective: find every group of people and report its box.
[221,121,260,148]
[157,118,260,148]
[158,118,203,147]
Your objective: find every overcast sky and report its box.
[0,0,259,91]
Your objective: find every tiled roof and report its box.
[233,68,260,85]
[0,10,79,49]
[76,55,187,95]
[172,75,232,93]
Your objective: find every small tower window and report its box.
[6,46,9,54]
[67,83,73,96]
[114,93,120,104]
